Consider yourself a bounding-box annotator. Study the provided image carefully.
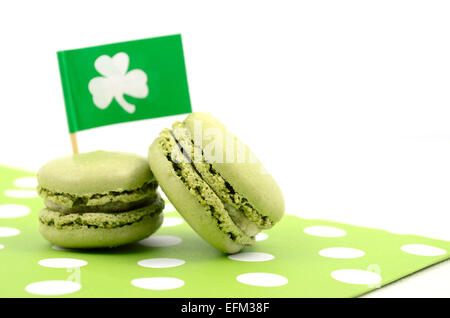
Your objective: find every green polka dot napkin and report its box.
[0,165,448,297]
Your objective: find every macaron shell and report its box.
[38,151,154,195]
[40,212,163,249]
[183,113,285,223]
[148,138,244,254]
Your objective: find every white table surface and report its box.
[0,0,449,297]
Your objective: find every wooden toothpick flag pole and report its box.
[57,34,192,155]
[70,133,79,155]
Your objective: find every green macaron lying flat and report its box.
[148,113,284,253]
[37,150,164,248]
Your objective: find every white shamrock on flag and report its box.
[88,52,148,114]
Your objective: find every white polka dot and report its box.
[138,258,185,268]
[162,217,183,227]
[139,235,182,247]
[4,189,38,198]
[319,247,365,259]
[0,244,4,249]
[304,225,347,237]
[255,233,268,241]
[131,277,184,290]
[38,258,88,268]
[164,203,176,213]
[236,273,288,287]
[229,252,275,262]
[331,269,382,285]
[401,244,447,256]
[14,177,38,188]
[0,204,31,218]
[25,280,81,296]
[0,227,20,237]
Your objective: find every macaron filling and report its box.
[43,195,157,214]
[39,194,164,229]
[158,129,254,244]
[171,122,273,231]
[37,180,158,211]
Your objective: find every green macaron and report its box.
[37,150,164,248]
[148,113,284,253]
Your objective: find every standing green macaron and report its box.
[148,113,284,253]
[37,151,164,248]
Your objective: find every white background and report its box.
[0,0,449,297]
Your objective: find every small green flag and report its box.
[57,34,192,133]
